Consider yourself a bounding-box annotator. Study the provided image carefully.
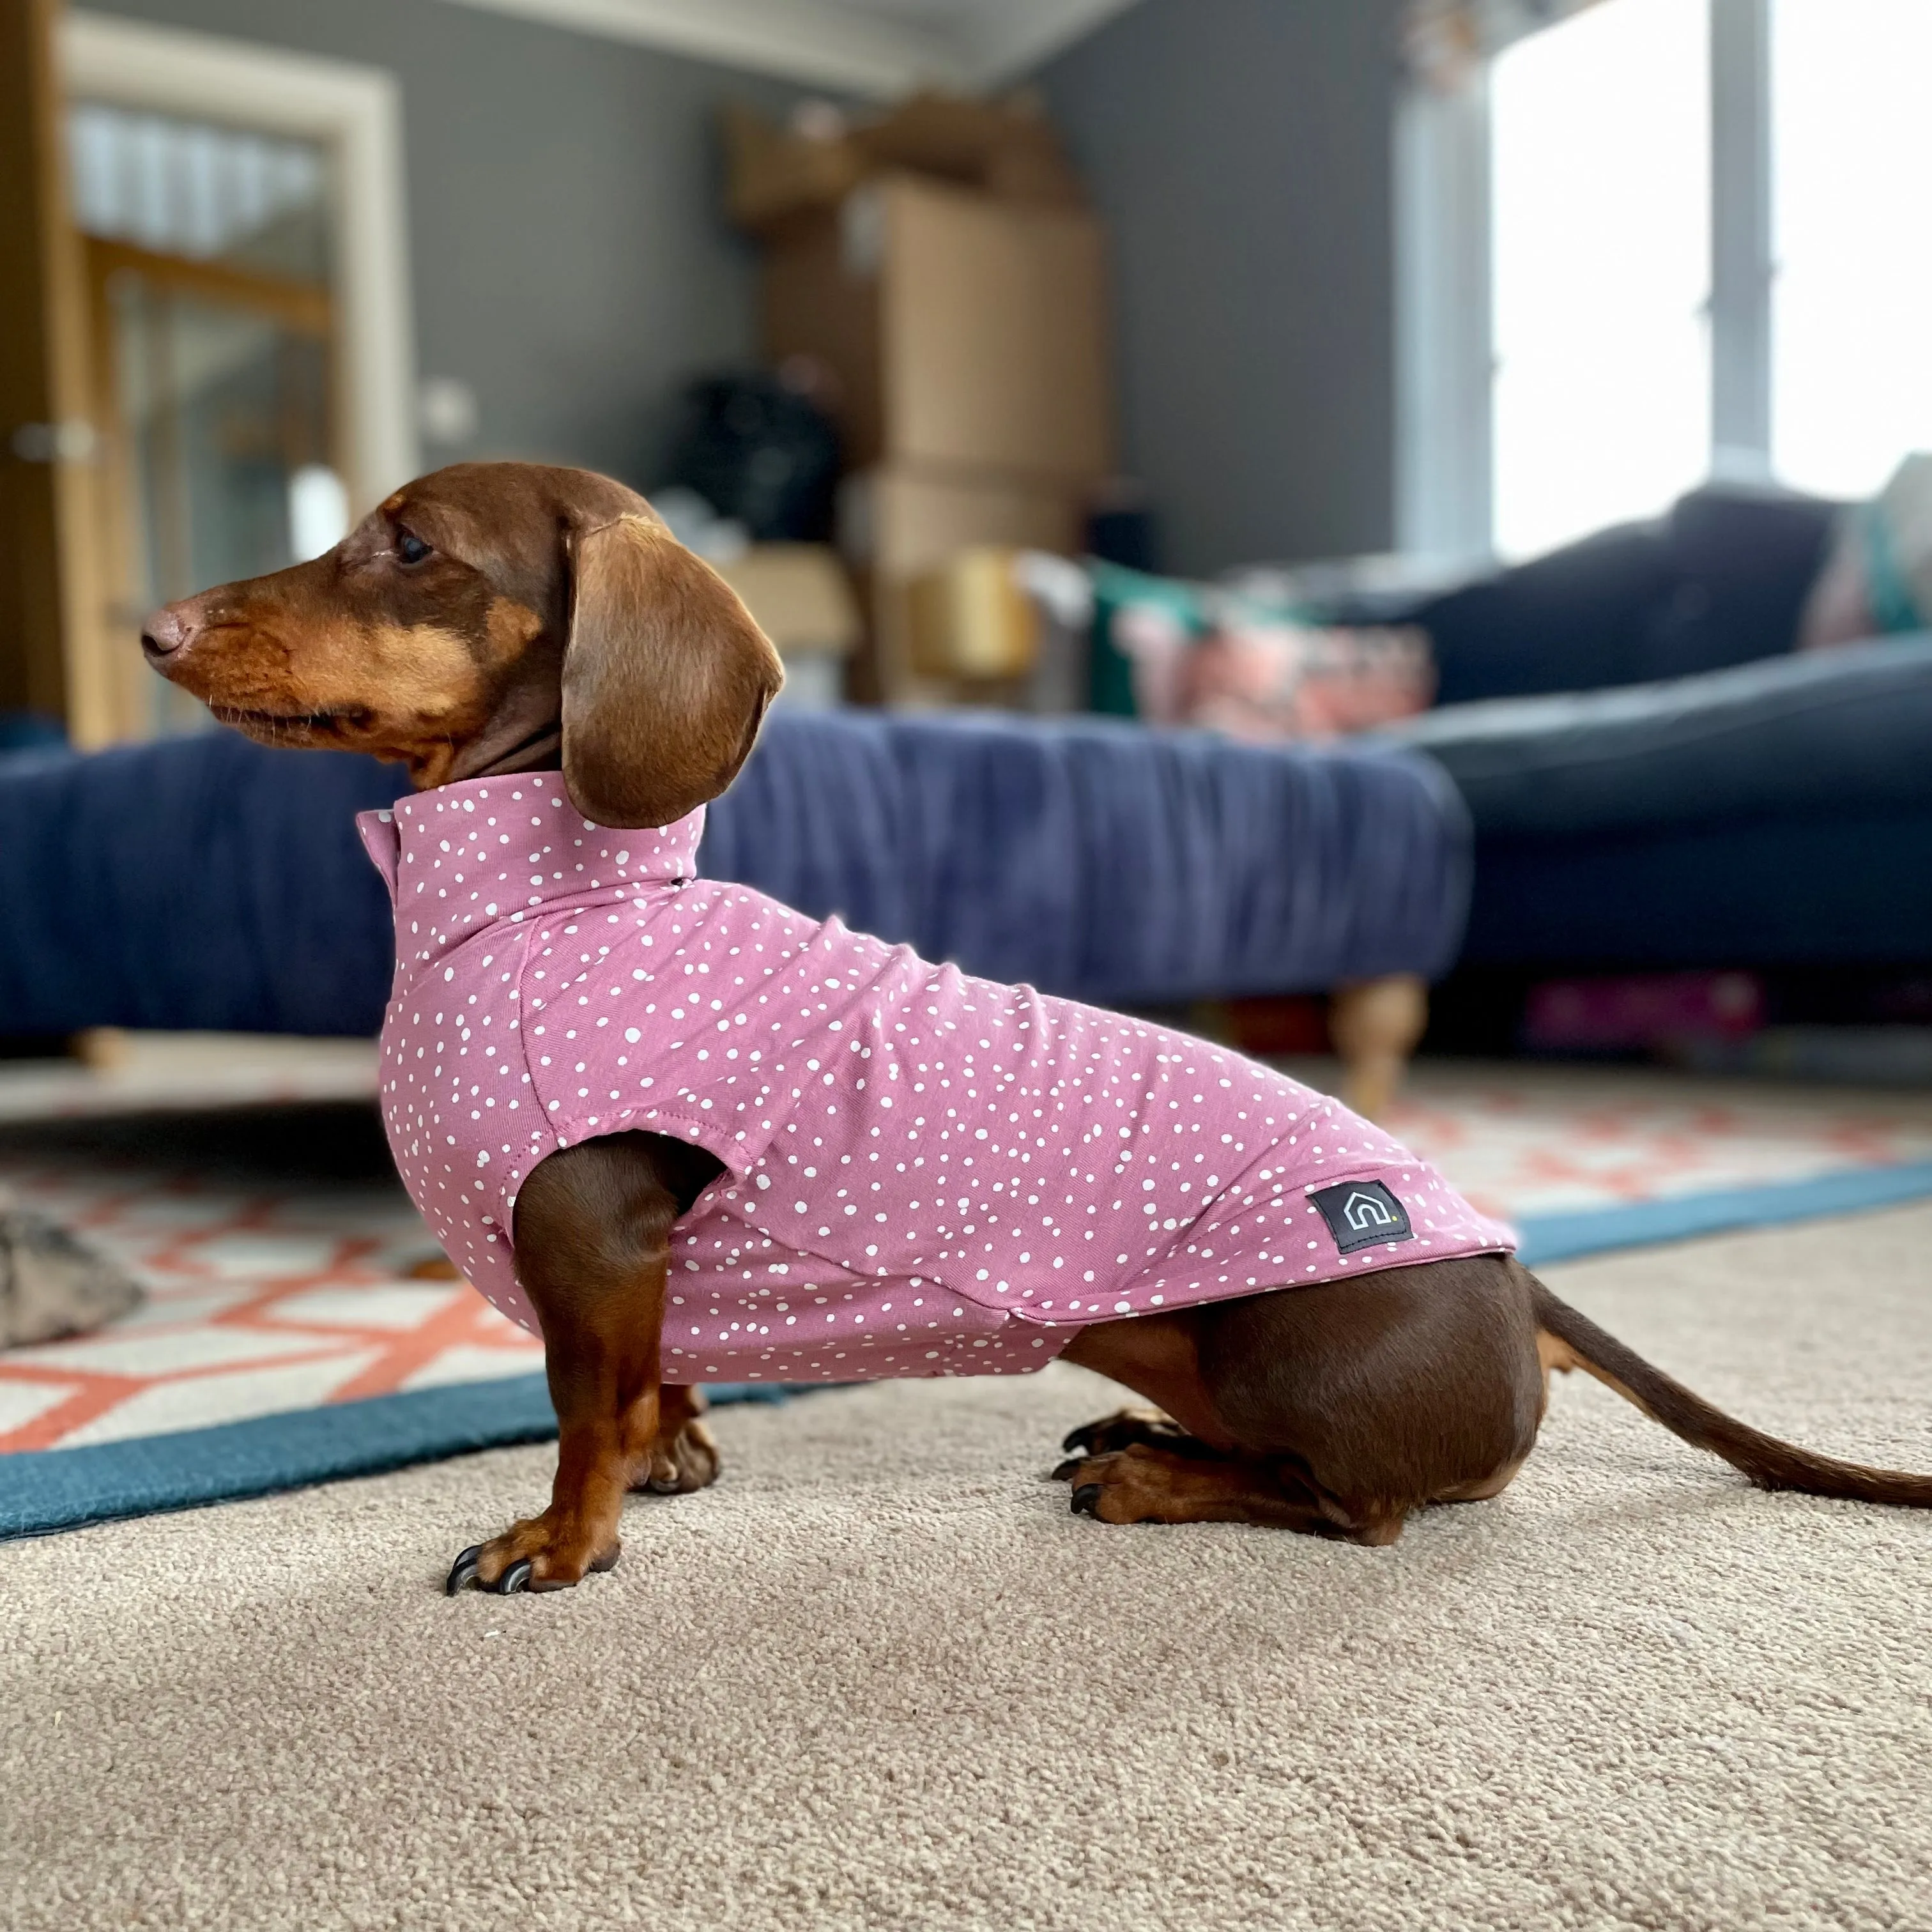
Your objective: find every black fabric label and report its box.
[1309,1179,1414,1255]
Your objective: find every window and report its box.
[1770,0,1932,499]
[1490,0,1710,560]
[1400,0,1932,560]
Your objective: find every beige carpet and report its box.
[6,1207,1931,1932]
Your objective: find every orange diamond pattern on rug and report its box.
[0,1151,540,1453]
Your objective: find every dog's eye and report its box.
[396,528,431,565]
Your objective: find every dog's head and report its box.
[141,461,784,827]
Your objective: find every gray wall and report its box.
[89,0,1405,570]
[1038,0,1405,576]
[88,0,822,489]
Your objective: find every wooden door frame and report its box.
[63,9,418,520]
[34,8,418,744]
[0,0,110,735]
[2,5,418,747]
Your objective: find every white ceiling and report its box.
[437,0,1140,96]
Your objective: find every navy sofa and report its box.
[1386,634,1932,967]
[1364,487,1932,974]
[0,709,1469,1038]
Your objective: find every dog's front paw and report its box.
[444,1508,622,1595]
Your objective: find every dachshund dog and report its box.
[142,463,1932,1593]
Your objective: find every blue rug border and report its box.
[7,1160,1931,1542]
[1510,1158,1932,1266]
[0,1375,794,1541]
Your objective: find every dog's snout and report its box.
[140,604,199,662]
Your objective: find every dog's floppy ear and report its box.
[560,514,784,828]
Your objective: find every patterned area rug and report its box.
[0,1144,520,1453]
[2,1039,1928,1535]
[1379,1059,1932,1259]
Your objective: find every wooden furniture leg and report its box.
[72,1027,129,1072]
[1328,972,1427,1121]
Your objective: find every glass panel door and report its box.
[69,103,345,735]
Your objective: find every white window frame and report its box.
[1395,73,1494,564]
[1397,0,1777,558]
[60,9,420,514]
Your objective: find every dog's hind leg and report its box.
[1059,1255,1545,1540]
[1055,1439,1403,1539]
[1055,1407,1218,1464]
[1197,1255,1545,1527]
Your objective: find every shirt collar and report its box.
[356,772,705,965]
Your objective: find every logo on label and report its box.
[1309,1179,1414,1255]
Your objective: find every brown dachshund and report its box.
[142,462,1932,1593]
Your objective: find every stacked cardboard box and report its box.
[709,542,861,710]
[723,91,1085,233]
[737,104,1114,703]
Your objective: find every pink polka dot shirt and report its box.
[357,773,1514,1385]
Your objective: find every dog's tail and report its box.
[1527,1269,1932,1508]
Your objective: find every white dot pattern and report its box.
[356,773,1514,1385]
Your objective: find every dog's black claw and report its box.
[1051,1456,1085,1482]
[445,1545,484,1595]
[1071,1483,1103,1519]
[492,1558,533,1595]
[1061,1423,1098,1455]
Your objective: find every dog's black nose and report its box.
[140,605,198,661]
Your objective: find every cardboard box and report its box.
[760,207,884,473]
[839,462,1087,703]
[841,463,1086,576]
[763,175,1113,484]
[724,93,1082,236]
[852,92,1083,208]
[709,543,860,657]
